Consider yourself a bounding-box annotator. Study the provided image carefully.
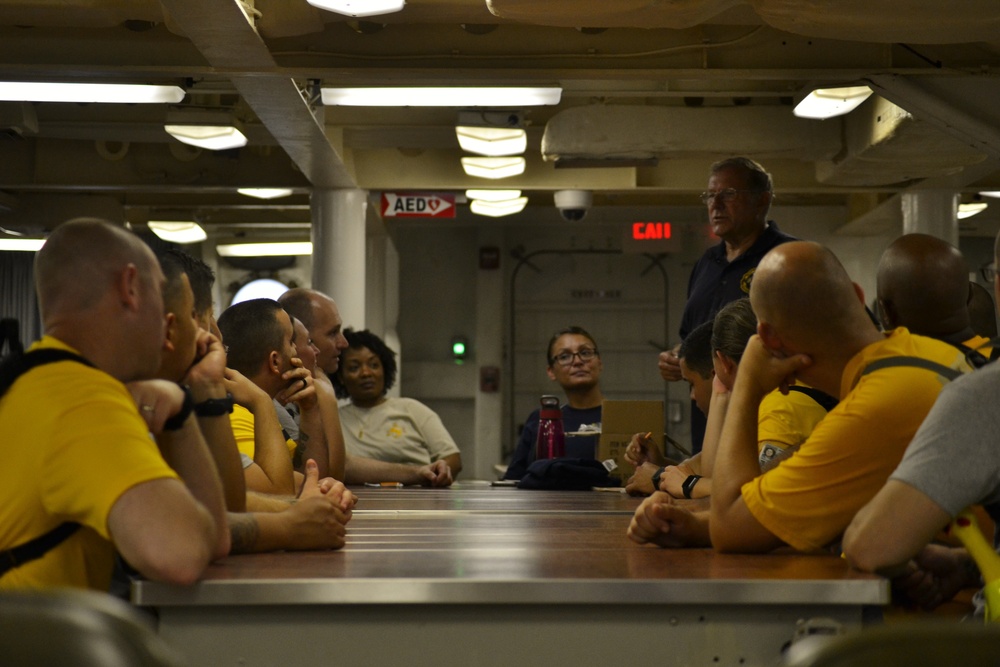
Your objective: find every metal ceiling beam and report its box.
[155,0,356,189]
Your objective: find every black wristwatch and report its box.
[162,385,194,431]
[682,474,702,499]
[194,392,235,417]
[651,466,666,493]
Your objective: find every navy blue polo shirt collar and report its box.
[707,221,784,266]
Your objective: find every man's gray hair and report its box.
[710,156,773,194]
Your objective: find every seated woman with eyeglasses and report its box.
[332,329,463,478]
[503,326,604,480]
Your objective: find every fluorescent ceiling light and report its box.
[306,0,404,17]
[958,202,988,219]
[793,86,873,119]
[456,126,527,156]
[461,156,525,180]
[217,242,312,257]
[148,221,207,244]
[979,191,1000,199]
[164,124,247,151]
[465,189,522,202]
[237,188,294,200]
[0,238,45,251]
[0,82,184,104]
[321,87,562,107]
[470,196,528,217]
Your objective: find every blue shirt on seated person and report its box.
[504,326,604,481]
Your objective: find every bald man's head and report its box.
[279,287,348,374]
[34,218,166,380]
[278,287,321,330]
[876,233,970,337]
[750,241,871,348]
[35,218,159,324]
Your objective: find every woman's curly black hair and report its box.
[331,328,398,400]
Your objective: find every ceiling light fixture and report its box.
[217,241,312,257]
[455,110,526,156]
[793,85,873,119]
[461,156,525,180]
[237,188,294,200]
[164,109,247,151]
[0,237,45,251]
[470,196,528,217]
[456,126,526,156]
[978,191,1000,199]
[321,87,561,107]
[465,189,522,202]
[306,0,404,17]
[958,202,988,219]
[165,125,246,150]
[0,82,185,104]
[148,221,207,244]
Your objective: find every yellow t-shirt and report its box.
[757,385,831,471]
[229,403,297,461]
[0,337,178,590]
[963,334,993,365]
[742,328,972,552]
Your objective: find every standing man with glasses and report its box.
[504,326,604,480]
[658,157,796,454]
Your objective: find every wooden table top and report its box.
[134,486,888,607]
[350,484,641,514]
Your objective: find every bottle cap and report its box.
[539,394,560,408]
[539,395,562,419]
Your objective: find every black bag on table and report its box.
[516,457,620,491]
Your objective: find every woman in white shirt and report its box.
[332,329,463,477]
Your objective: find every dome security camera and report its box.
[554,190,592,222]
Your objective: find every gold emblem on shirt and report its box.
[740,268,756,294]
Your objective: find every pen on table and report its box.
[364,482,404,488]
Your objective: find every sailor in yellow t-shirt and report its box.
[217,298,334,496]
[629,242,973,553]
[757,384,834,472]
[0,220,226,590]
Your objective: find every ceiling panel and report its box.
[0,0,999,238]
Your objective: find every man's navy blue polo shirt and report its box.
[679,222,796,339]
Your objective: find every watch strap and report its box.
[682,474,702,499]
[162,385,194,431]
[194,392,234,417]
[651,466,666,493]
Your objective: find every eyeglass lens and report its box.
[554,348,596,365]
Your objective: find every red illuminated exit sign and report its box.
[632,221,671,240]
[622,221,679,253]
[381,193,456,218]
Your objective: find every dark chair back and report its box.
[0,589,185,667]
[784,622,1000,667]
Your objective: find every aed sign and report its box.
[381,192,456,218]
[622,221,679,253]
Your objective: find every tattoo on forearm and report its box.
[229,514,260,553]
[293,432,311,469]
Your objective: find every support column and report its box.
[311,189,368,330]
[366,233,402,399]
[900,191,959,246]
[474,227,504,480]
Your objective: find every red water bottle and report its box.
[535,395,565,460]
